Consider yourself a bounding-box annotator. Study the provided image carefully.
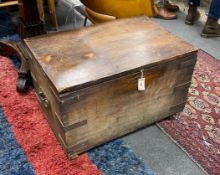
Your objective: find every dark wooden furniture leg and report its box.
[0,41,31,92]
[18,0,46,38]
[0,0,48,92]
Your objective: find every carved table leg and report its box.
[0,41,31,93]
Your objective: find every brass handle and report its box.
[38,88,49,108]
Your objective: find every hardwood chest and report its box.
[23,16,198,158]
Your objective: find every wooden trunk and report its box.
[23,16,197,159]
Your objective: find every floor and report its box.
[152,12,220,59]
[6,1,220,174]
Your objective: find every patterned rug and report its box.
[0,55,155,175]
[158,50,220,175]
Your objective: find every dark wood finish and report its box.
[18,0,46,38]
[17,0,57,38]
[25,17,197,94]
[0,41,31,92]
[24,16,198,158]
[0,0,57,92]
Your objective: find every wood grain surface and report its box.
[25,16,197,94]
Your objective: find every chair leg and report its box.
[47,0,58,30]
[84,17,88,27]
[0,41,31,93]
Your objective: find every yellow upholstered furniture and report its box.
[80,0,156,24]
[84,7,116,24]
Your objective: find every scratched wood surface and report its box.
[24,16,197,94]
[26,16,198,158]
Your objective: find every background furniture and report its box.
[0,0,58,92]
[80,0,156,24]
[18,0,57,38]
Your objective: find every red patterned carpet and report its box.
[158,50,220,175]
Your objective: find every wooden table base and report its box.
[0,0,58,93]
[0,41,31,92]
